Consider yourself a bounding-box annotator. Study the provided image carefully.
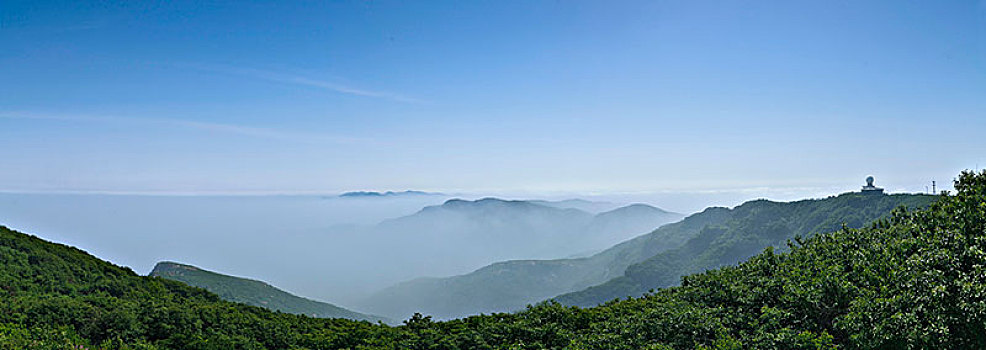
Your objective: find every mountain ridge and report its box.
[150,261,389,323]
[1,170,983,348]
[555,191,936,307]
[359,201,699,320]
[353,197,682,291]
[360,192,933,320]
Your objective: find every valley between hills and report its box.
[6,171,980,349]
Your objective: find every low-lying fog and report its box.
[0,187,847,308]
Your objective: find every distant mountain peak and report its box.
[437,197,545,209]
[604,203,660,212]
[152,261,202,273]
[592,204,679,221]
[528,199,624,214]
[339,190,443,198]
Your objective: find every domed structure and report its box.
[862,175,884,194]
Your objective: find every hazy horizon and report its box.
[0,179,945,308]
[0,171,965,212]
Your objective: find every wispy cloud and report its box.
[0,112,369,145]
[175,63,426,104]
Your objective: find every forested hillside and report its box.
[363,192,931,320]
[556,192,935,307]
[1,170,983,349]
[150,262,388,323]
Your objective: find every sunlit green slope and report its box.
[556,191,935,307]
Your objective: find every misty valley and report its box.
[6,172,984,349]
[0,191,688,319]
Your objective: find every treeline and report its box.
[2,170,985,349]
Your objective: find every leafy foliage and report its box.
[2,170,984,349]
[0,226,393,349]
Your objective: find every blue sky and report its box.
[2,1,984,196]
